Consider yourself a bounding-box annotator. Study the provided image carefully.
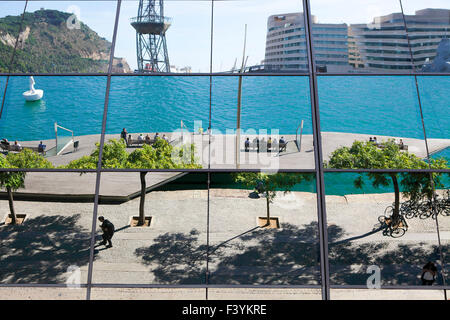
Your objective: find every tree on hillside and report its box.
[233,172,313,227]
[325,140,448,224]
[66,139,200,226]
[0,150,53,224]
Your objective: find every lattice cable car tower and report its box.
[131,0,171,72]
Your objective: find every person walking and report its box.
[98,216,115,248]
[421,261,437,285]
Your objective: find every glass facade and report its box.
[0,0,448,300]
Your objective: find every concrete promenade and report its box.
[2,131,448,202]
[13,131,450,170]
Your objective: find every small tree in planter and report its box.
[325,140,448,224]
[0,150,53,225]
[126,139,201,226]
[233,172,312,227]
[66,139,200,226]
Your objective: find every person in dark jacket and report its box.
[120,128,127,141]
[98,216,115,248]
[421,261,437,285]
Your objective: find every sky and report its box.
[0,0,448,72]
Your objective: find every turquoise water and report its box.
[0,76,106,141]
[431,147,450,161]
[0,76,448,142]
[156,172,450,196]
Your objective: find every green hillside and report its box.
[0,9,112,73]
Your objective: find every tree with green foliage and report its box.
[233,172,312,227]
[325,140,448,223]
[66,139,200,226]
[0,150,53,224]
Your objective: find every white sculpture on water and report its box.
[23,76,44,101]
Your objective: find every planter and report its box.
[129,216,152,227]
[4,213,27,225]
[258,217,280,229]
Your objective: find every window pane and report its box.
[103,75,208,169]
[0,0,27,73]
[417,76,450,160]
[115,0,211,73]
[402,0,450,73]
[325,172,445,286]
[89,288,205,300]
[92,172,208,285]
[213,0,306,73]
[208,172,321,285]
[0,172,96,285]
[211,76,314,170]
[1,1,117,74]
[318,76,433,170]
[0,76,106,169]
[433,174,450,283]
[310,0,426,74]
[0,287,87,300]
[0,76,5,103]
[330,289,445,300]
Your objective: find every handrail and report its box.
[54,122,74,156]
[130,15,172,24]
[295,119,304,152]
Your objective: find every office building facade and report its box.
[264,13,350,72]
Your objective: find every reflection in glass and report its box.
[211,76,313,170]
[208,172,320,285]
[0,1,117,73]
[402,1,450,73]
[317,76,446,169]
[0,76,106,169]
[325,172,448,286]
[310,0,450,73]
[417,76,450,158]
[93,172,208,284]
[102,76,208,169]
[116,0,211,73]
[0,0,27,73]
[0,172,96,285]
[213,0,305,73]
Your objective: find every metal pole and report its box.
[399,0,447,299]
[54,122,58,153]
[236,24,247,169]
[302,0,331,300]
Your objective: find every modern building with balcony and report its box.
[264,13,350,72]
[349,8,450,71]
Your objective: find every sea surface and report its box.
[0,75,448,195]
[0,75,448,143]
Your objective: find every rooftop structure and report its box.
[131,0,171,72]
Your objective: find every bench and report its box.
[0,143,46,155]
[23,146,46,155]
[244,140,287,153]
[376,142,408,151]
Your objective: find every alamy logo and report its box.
[66,5,81,30]
[66,265,81,289]
[366,265,381,289]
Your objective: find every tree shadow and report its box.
[0,214,92,284]
[134,221,447,286]
[134,229,210,284]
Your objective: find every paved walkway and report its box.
[0,172,185,201]
[1,188,449,296]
